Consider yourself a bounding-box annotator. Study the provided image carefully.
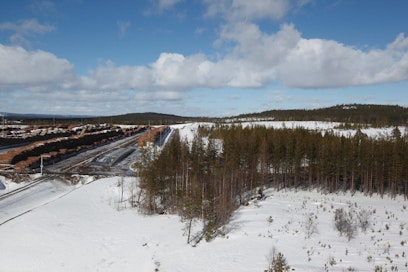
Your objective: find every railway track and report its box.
[0,174,79,226]
[0,175,48,201]
[46,133,142,174]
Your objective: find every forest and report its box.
[137,124,408,242]
[235,104,408,126]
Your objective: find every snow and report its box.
[173,121,406,138]
[171,122,407,148]
[1,121,408,271]
[0,177,185,271]
[0,174,40,195]
[1,176,408,271]
[172,122,213,143]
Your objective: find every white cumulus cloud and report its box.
[77,61,152,91]
[0,44,75,91]
[1,20,408,97]
[278,30,408,88]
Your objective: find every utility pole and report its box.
[159,120,162,146]
[40,155,44,175]
[2,113,6,126]
[40,154,50,175]
[148,120,150,142]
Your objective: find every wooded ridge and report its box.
[234,104,408,126]
[3,104,408,126]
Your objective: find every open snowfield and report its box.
[1,176,408,271]
[172,121,407,142]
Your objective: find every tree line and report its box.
[137,125,408,241]
[236,104,408,127]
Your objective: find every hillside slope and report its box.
[235,104,408,126]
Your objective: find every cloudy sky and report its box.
[0,0,407,117]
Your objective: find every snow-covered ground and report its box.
[0,175,95,225]
[1,122,407,271]
[1,176,407,271]
[0,174,42,195]
[172,121,407,143]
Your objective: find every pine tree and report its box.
[267,249,290,272]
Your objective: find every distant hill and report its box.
[0,112,95,125]
[1,111,204,125]
[233,104,408,126]
[103,104,408,126]
[0,112,94,119]
[93,112,204,125]
[2,104,407,126]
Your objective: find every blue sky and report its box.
[0,0,407,117]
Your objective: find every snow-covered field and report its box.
[1,176,408,271]
[173,121,407,142]
[1,122,407,271]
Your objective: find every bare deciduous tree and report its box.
[303,212,318,239]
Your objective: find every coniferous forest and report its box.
[137,124,408,241]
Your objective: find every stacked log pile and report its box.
[137,126,169,147]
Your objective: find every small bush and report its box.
[357,209,371,232]
[265,247,290,272]
[334,208,357,241]
[328,256,336,266]
[374,265,384,272]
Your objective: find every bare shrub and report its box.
[303,212,318,239]
[334,208,346,233]
[334,208,357,241]
[374,265,384,272]
[357,209,372,233]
